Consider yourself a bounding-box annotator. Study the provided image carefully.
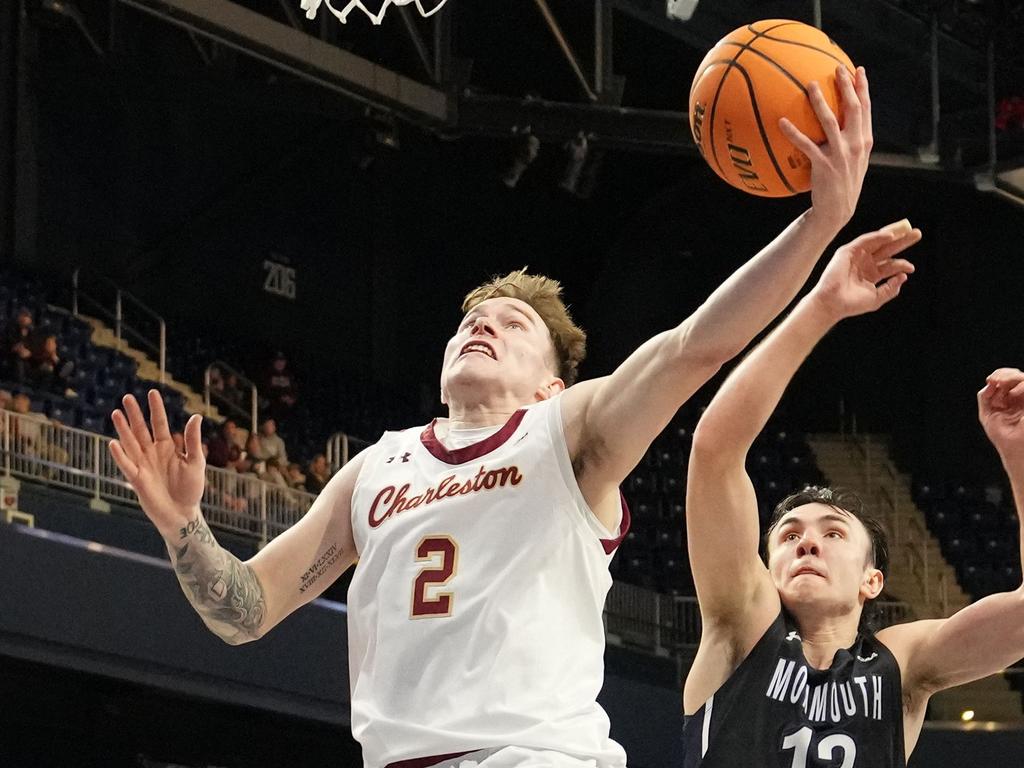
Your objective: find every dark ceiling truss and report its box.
[34,0,1024,198]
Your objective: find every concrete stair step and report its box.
[80,314,222,420]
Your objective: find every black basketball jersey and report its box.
[682,611,905,768]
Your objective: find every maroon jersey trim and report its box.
[601,493,632,554]
[420,409,527,465]
[384,751,476,768]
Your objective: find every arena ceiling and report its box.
[27,0,1024,200]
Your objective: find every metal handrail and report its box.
[204,360,259,434]
[326,431,350,474]
[0,408,311,546]
[71,268,167,385]
[603,581,914,667]
[115,287,167,385]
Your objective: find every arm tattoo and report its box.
[299,543,342,594]
[171,514,267,645]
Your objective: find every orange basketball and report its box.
[688,19,855,197]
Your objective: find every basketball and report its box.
[688,19,855,197]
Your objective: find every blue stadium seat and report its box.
[661,474,683,497]
[657,554,693,594]
[961,562,999,597]
[76,409,106,433]
[46,399,74,424]
[632,497,663,520]
[653,520,683,551]
[944,536,977,562]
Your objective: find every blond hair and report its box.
[462,268,587,386]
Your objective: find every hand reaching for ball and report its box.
[780,65,873,231]
[978,369,1024,463]
[808,218,920,321]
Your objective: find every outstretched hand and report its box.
[109,390,206,537]
[810,219,920,320]
[978,369,1024,462]
[780,66,872,229]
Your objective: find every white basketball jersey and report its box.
[347,395,630,768]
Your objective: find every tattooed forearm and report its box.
[170,514,267,645]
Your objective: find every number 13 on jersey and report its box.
[411,535,459,618]
[783,727,856,768]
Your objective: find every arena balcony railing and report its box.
[0,408,313,547]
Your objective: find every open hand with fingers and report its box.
[978,369,1024,462]
[109,390,206,539]
[780,65,873,229]
[809,219,921,321]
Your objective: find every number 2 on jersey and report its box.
[411,536,459,618]
[782,727,856,768]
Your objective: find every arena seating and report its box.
[615,415,827,596]
[913,478,1023,599]
[0,269,190,435]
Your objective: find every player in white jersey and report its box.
[109,67,876,768]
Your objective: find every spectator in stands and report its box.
[210,366,246,413]
[221,371,247,412]
[252,417,287,466]
[243,433,266,475]
[262,457,288,487]
[286,461,306,490]
[29,334,74,395]
[263,352,297,420]
[222,418,246,452]
[7,397,67,468]
[304,453,330,494]
[205,422,232,469]
[8,392,50,455]
[2,307,35,383]
[0,388,11,442]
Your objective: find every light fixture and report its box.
[559,132,589,194]
[666,0,699,22]
[501,127,541,189]
[961,709,975,722]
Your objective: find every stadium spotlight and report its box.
[501,127,541,189]
[666,0,699,22]
[559,132,589,195]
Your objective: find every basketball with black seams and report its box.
[688,19,855,197]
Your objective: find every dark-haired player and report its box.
[684,222,1024,766]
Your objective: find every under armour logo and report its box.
[386,452,411,464]
[785,631,802,643]
[856,653,878,663]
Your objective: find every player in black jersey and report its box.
[684,223,1024,766]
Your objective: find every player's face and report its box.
[441,297,562,406]
[767,503,883,614]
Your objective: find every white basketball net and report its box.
[300,0,448,25]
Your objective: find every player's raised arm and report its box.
[109,391,360,644]
[686,222,918,634]
[563,68,874,506]
[880,369,1024,698]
